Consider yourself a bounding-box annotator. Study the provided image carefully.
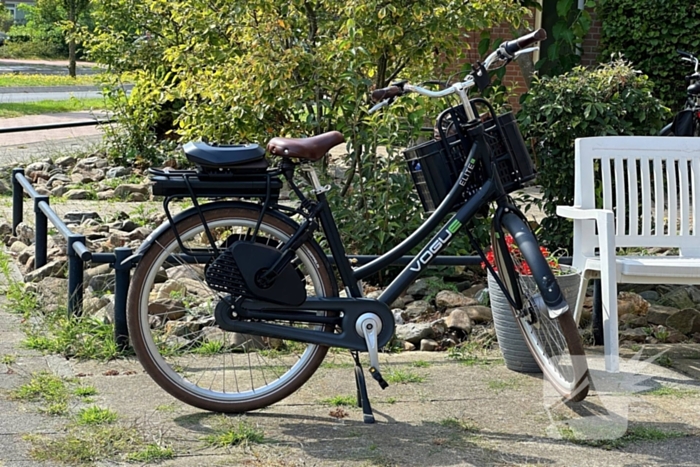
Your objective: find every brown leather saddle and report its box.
[267,131,344,161]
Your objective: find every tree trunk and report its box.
[67,3,77,77]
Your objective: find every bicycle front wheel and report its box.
[127,204,337,412]
[491,212,590,402]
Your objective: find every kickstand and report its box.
[351,351,375,424]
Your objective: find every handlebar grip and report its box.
[371,86,402,102]
[503,28,547,55]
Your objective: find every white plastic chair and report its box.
[557,136,700,373]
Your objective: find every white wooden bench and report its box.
[557,136,700,373]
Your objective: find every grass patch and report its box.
[76,406,118,425]
[193,340,226,355]
[439,417,480,433]
[320,360,354,369]
[11,372,69,415]
[27,425,145,464]
[1,353,17,365]
[0,97,106,118]
[642,386,699,397]
[0,74,97,87]
[384,369,425,384]
[126,443,174,463]
[155,403,178,413]
[385,397,397,404]
[487,378,519,392]
[73,386,98,398]
[22,312,124,361]
[411,360,431,368]
[560,425,687,449]
[321,394,357,407]
[203,419,265,448]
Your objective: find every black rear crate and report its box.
[403,109,535,213]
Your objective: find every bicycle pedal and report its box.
[369,367,389,389]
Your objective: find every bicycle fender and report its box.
[124,201,300,266]
[500,212,568,315]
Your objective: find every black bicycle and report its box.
[660,50,700,136]
[127,29,590,422]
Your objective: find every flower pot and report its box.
[488,266,581,373]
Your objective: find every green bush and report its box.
[518,59,670,249]
[0,40,63,59]
[597,0,700,110]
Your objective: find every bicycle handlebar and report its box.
[502,28,547,56]
[370,85,403,103]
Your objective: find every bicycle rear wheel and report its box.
[127,204,337,412]
[491,212,589,402]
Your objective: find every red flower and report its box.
[481,234,559,276]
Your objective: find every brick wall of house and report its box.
[581,9,602,68]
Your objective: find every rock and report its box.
[75,156,109,169]
[166,265,202,281]
[435,290,477,309]
[114,184,149,199]
[55,156,77,168]
[200,326,227,344]
[64,189,92,200]
[392,310,405,325]
[658,288,696,310]
[164,320,198,338]
[33,277,68,310]
[16,222,34,245]
[646,304,680,326]
[406,277,438,297]
[84,296,110,315]
[177,278,211,297]
[18,249,31,265]
[617,292,649,317]
[25,161,52,178]
[402,341,416,351]
[48,173,71,185]
[9,241,29,254]
[390,295,407,309]
[24,260,66,282]
[155,280,187,301]
[620,313,648,328]
[148,298,187,321]
[687,286,700,305]
[462,305,492,323]
[51,185,68,197]
[619,327,648,343]
[71,172,92,184]
[639,290,660,302]
[666,308,700,335]
[230,333,265,350]
[404,300,432,319]
[0,223,11,237]
[431,318,448,336]
[93,300,115,324]
[64,211,101,224]
[420,339,439,351]
[106,166,130,178]
[463,283,486,298]
[35,187,51,196]
[395,323,434,344]
[107,220,139,233]
[129,193,148,202]
[445,308,472,333]
[365,290,381,300]
[88,273,115,293]
[97,190,115,200]
[127,227,151,241]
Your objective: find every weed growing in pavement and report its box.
[1,354,17,365]
[203,418,265,448]
[384,369,425,384]
[73,386,98,398]
[126,443,175,463]
[321,394,357,407]
[439,417,480,433]
[10,372,70,415]
[642,386,699,397]
[76,406,118,425]
[560,424,686,449]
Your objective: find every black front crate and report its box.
[403,110,536,213]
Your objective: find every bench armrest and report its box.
[556,206,614,223]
